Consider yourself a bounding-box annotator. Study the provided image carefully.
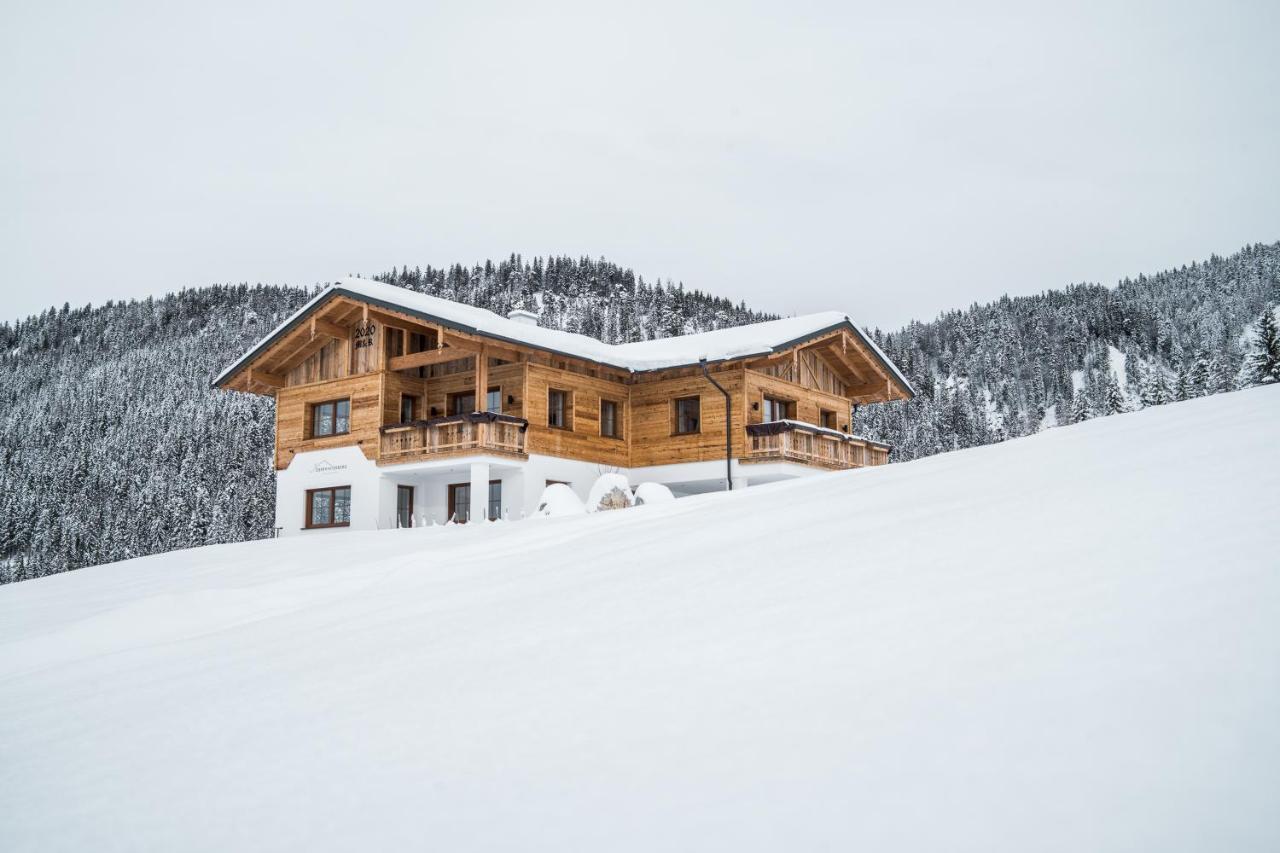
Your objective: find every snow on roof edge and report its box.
[215,277,915,397]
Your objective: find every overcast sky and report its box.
[3,1,1278,329]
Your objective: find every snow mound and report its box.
[633,482,676,507]
[586,472,633,512]
[2,387,1278,851]
[534,483,586,517]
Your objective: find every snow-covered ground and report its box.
[2,387,1278,852]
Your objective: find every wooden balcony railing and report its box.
[744,420,890,469]
[380,412,528,463]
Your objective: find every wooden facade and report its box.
[218,292,910,473]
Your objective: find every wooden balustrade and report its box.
[380,414,527,462]
[744,421,890,469]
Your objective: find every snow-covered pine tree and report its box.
[1241,307,1280,386]
[1102,371,1128,416]
[1069,389,1091,423]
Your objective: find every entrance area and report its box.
[447,480,501,523]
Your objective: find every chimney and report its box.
[507,307,540,327]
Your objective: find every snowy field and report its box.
[2,387,1278,852]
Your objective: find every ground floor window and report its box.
[448,479,501,522]
[488,481,502,520]
[397,485,414,528]
[306,486,351,528]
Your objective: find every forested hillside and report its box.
[2,246,1277,583]
[857,243,1280,456]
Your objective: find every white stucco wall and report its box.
[276,449,824,535]
[275,446,383,536]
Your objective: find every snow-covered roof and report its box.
[216,276,914,395]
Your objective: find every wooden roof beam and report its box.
[310,317,348,340]
[387,347,477,372]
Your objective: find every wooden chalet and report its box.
[215,278,913,532]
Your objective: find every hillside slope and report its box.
[2,387,1278,851]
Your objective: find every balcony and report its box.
[744,420,890,470]
[380,412,528,464]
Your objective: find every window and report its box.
[448,480,501,523]
[820,409,838,430]
[311,399,350,437]
[408,331,429,354]
[448,483,470,523]
[762,396,794,422]
[548,388,572,429]
[486,386,502,414]
[306,486,351,528]
[600,399,621,439]
[673,396,700,435]
[488,481,502,521]
[396,485,414,528]
[385,327,405,359]
[400,394,419,424]
[448,391,476,415]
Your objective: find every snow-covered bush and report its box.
[632,482,675,507]
[587,473,633,512]
[535,483,586,518]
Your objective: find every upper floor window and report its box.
[311,399,350,437]
[548,389,572,429]
[306,485,351,528]
[400,394,419,424]
[600,399,621,438]
[762,396,794,422]
[820,408,838,430]
[486,386,502,414]
[673,396,700,435]
[449,391,475,415]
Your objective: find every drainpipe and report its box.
[700,358,733,491]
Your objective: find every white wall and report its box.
[275,446,382,536]
[276,450,819,534]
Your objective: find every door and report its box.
[396,485,414,528]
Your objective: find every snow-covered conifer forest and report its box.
[2,245,1277,583]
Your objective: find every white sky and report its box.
[2,1,1278,329]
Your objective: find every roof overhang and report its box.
[215,286,915,401]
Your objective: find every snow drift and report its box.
[2,387,1278,852]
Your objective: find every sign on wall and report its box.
[353,320,376,350]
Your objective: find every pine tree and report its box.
[1102,372,1127,415]
[1069,389,1091,423]
[1242,307,1280,386]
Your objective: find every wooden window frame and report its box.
[305,485,351,529]
[599,398,622,440]
[819,408,838,430]
[762,395,795,423]
[448,479,502,523]
[400,394,419,424]
[547,388,573,431]
[486,385,502,415]
[672,395,701,436]
[309,398,351,438]
[396,484,414,528]
[448,390,476,416]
